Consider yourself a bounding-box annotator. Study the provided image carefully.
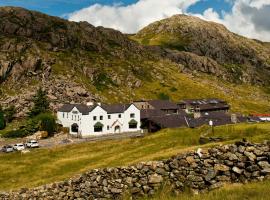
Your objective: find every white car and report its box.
[13,143,25,151]
[26,140,39,148]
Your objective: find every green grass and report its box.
[145,179,270,200]
[0,123,269,191]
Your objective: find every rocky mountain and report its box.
[0,7,269,117]
[133,14,270,85]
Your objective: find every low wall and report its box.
[1,141,270,199]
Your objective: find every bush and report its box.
[2,129,28,138]
[2,113,56,138]
[36,113,57,137]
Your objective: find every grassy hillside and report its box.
[0,123,270,191]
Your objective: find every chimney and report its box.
[86,102,94,106]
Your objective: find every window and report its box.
[75,115,77,121]
[118,114,121,118]
[72,115,73,120]
[130,113,135,118]
[94,122,103,132]
[100,116,103,120]
[108,115,111,119]
[129,119,138,129]
[107,126,110,130]
[62,113,65,118]
[67,113,69,119]
[129,124,137,129]
[93,116,97,121]
[94,127,103,132]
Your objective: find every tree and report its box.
[4,105,16,123]
[28,88,50,117]
[0,105,6,130]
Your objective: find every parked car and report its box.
[26,140,39,148]
[13,143,25,151]
[2,145,14,153]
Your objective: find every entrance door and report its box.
[114,125,121,133]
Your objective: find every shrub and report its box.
[36,113,57,137]
[2,113,56,138]
[2,129,28,138]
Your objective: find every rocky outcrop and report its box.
[1,141,270,199]
[134,14,270,85]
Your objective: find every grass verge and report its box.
[0,123,269,191]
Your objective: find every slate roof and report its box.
[101,104,131,114]
[58,104,92,115]
[59,103,134,115]
[148,100,178,110]
[140,109,165,119]
[186,112,232,128]
[147,115,188,128]
[179,98,229,111]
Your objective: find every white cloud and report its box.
[68,0,270,42]
[196,0,270,41]
[68,0,199,33]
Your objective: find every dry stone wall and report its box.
[1,141,270,199]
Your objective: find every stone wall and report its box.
[1,141,270,199]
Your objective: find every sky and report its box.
[0,0,270,42]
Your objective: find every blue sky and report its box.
[0,0,232,17]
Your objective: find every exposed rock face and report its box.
[134,14,270,85]
[1,141,270,199]
[0,7,154,115]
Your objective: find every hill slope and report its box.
[0,7,269,117]
[132,14,270,85]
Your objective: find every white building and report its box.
[57,103,141,138]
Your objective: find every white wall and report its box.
[57,107,83,135]
[57,104,141,137]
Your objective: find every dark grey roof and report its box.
[148,115,188,128]
[148,100,178,110]
[101,104,132,114]
[140,109,165,119]
[186,112,232,128]
[181,98,227,105]
[59,103,134,115]
[59,104,92,115]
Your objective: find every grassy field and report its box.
[0,123,270,191]
[145,179,270,200]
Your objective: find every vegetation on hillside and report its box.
[0,123,269,191]
[1,88,56,138]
